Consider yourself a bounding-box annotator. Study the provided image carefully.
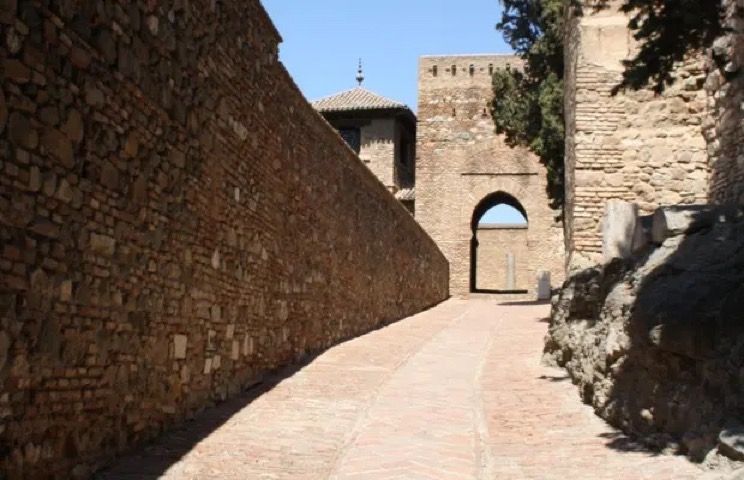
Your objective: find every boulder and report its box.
[720,423,744,462]
[651,205,717,244]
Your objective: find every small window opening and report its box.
[338,127,361,154]
[451,64,457,76]
[469,64,475,76]
[488,63,494,75]
[452,107,456,117]
[432,65,438,77]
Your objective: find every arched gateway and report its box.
[415,54,565,298]
[470,192,529,293]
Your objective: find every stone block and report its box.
[173,335,187,360]
[4,58,30,83]
[0,88,6,134]
[41,128,74,168]
[632,214,653,252]
[8,112,38,149]
[719,423,744,461]
[61,109,84,144]
[89,233,116,256]
[59,280,72,302]
[100,161,119,190]
[602,200,639,263]
[536,271,551,300]
[203,357,212,375]
[651,205,716,244]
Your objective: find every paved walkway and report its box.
[100,299,714,479]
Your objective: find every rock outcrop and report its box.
[545,206,744,464]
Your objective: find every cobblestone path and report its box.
[100,299,714,479]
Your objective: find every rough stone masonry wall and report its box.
[0,1,449,478]
[564,1,710,268]
[703,0,744,205]
[416,54,565,296]
[545,206,744,465]
[359,117,396,190]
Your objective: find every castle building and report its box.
[415,54,566,297]
[312,67,417,213]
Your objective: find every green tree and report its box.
[615,0,724,93]
[491,0,725,209]
[490,0,566,209]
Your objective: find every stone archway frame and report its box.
[468,187,531,293]
[450,173,562,297]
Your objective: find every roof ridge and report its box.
[311,87,409,113]
[312,86,363,103]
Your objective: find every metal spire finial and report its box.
[356,58,364,86]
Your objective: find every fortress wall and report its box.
[563,1,710,268]
[0,1,448,477]
[703,0,744,205]
[416,55,565,296]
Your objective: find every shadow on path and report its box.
[94,359,315,479]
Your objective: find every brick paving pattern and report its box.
[100,299,714,479]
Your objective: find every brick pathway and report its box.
[99,299,715,479]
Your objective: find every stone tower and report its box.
[416,54,565,297]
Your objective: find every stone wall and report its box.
[475,226,529,291]
[563,1,710,268]
[703,0,744,205]
[0,1,449,477]
[416,54,565,296]
[358,118,397,190]
[545,205,744,465]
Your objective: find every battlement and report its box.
[418,54,522,91]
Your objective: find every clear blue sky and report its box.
[260,0,511,110]
[260,1,522,225]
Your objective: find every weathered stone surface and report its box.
[416,55,565,297]
[41,127,74,168]
[89,232,116,256]
[8,112,38,149]
[173,335,187,360]
[85,85,104,106]
[100,161,119,189]
[563,4,711,265]
[704,0,744,205]
[4,58,30,83]
[602,200,638,262]
[61,109,84,144]
[545,207,744,464]
[0,331,9,372]
[29,219,59,238]
[59,280,72,302]
[720,424,744,461]
[651,205,717,244]
[0,88,6,134]
[28,166,41,192]
[536,270,551,300]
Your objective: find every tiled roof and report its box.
[312,87,408,113]
[395,188,415,202]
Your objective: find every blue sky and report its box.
[260,0,511,110]
[260,1,522,225]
